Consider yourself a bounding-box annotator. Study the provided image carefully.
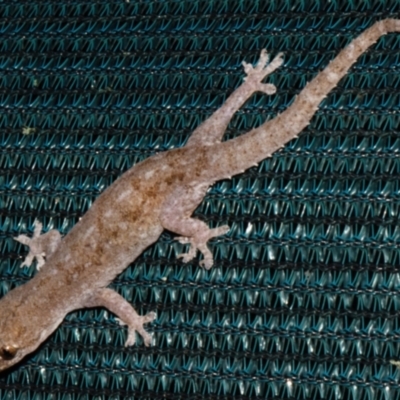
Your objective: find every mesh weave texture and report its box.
[1,0,400,399]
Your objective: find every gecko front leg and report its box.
[86,288,156,346]
[14,220,62,270]
[160,184,229,269]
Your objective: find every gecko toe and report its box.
[177,241,197,263]
[140,331,153,347]
[124,312,156,347]
[177,253,195,263]
[143,311,157,323]
[199,258,214,270]
[215,225,230,236]
[242,50,284,86]
[125,334,136,347]
[14,221,62,270]
[260,83,277,95]
[176,225,229,267]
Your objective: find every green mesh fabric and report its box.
[1,0,400,399]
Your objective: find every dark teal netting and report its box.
[2,1,400,399]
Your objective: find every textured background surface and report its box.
[1,0,400,399]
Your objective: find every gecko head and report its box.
[0,327,26,372]
[0,345,19,364]
[0,324,36,372]
[0,286,61,372]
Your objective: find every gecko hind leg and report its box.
[176,224,230,269]
[186,50,284,147]
[160,185,229,269]
[87,288,156,346]
[14,220,62,270]
[242,49,284,94]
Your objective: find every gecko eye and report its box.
[0,345,18,360]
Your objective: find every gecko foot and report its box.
[242,49,284,94]
[176,225,230,269]
[118,311,157,347]
[90,289,156,347]
[14,220,62,270]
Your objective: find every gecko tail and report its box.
[211,19,400,176]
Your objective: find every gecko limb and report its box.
[186,50,283,147]
[14,220,62,270]
[241,49,284,93]
[160,185,229,269]
[87,288,156,346]
[215,19,400,178]
[175,224,230,269]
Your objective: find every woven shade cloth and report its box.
[1,1,400,399]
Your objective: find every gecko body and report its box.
[0,19,399,371]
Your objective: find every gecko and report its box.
[0,19,399,372]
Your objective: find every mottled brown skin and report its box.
[0,19,399,371]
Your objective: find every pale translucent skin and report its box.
[0,19,399,371]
